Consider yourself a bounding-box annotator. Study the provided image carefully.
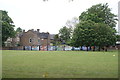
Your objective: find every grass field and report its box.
[2,50,118,78]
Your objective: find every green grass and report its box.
[2,50,118,78]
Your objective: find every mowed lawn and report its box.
[2,50,118,78]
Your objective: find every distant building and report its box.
[4,37,13,47]
[5,29,55,50]
[5,32,22,47]
[49,34,55,45]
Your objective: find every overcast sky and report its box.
[0,0,119,34]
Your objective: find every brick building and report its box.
[20,29,51,50]
[5,29,54,50]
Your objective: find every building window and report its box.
[29,38,32,43]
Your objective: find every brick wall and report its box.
[20,30,40,46]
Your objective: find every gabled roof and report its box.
[19,29,52,39]
[50,34,55,40]
[38,32,49,39]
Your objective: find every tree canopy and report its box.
[52,34,61,46]
[59,26,72,44]
[1,10,16,46]
[116,35,120,41]
[71,3,117,51]
[16,27,23,33]
[79,3,117,28]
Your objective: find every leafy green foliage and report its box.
[94,23,117,47]
[16,27,23,33]
[59,26,72,44]
[72,20,117,49]
[52,34,61,46]
[79,3,117,28]
[71,20,96,47]
[1,10,16,46]
[116,35,120,41]
[71,3,117,50]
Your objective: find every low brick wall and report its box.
[2,46,23,50]
[2,47,13,50]
[2,45,120,51]
[12,46,23,50]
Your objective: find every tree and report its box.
[116,35,120,41]
[16,27,23,33]
[1,10,16,46]
[94,23,117,51]
[59,26,72,44]
[71,20,117,51]
[52,34,61,46]
[71,3,117,51]
[79,3,118,28]
[71,20,96,51]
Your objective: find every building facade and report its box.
[5,29,53,50]
[20,29,51,50]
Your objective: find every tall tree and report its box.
[79,3,118,28]
[71,3,117,51]
[72,20,117,51]
[116,35,120,41]
[16,27,23,33]
[59,26,72,44]
[1,10,16,46]
[94,23,117,51]
[71,20,96,50]
[52,34,61,46]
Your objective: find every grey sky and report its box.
[0,0,119,34]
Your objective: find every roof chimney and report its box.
[23,30,25,33]
[31,29,34,31]
[37,29,40,32]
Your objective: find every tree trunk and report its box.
[98,46,101,51]
[86,46,88,51]
[55,46,57,51]
[63,45,65,51]
[31,46,32,50]
[90,46,91,51]
[102,47,104,51]
[105,46,107,52]
[39,45,41,51]
[23,46,25,50]
[80,46,83,50]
